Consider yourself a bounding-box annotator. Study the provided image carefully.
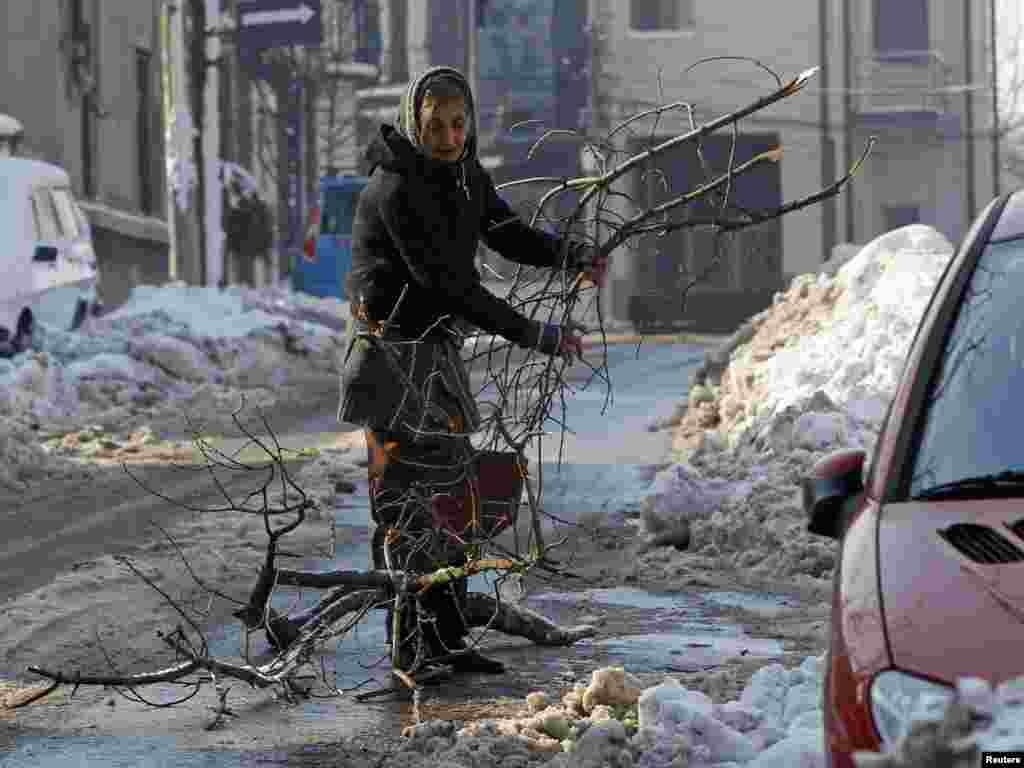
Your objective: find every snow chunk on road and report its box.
[388,656,828,767]
[748,728,825,768]
[638,678,758,763]
[640,462,736,534]
[854,674,1024,767]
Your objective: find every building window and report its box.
[353,0,382,66]
[874,0,928,53]
[136,49,154,215]
[389,0,408,83]
[629,0,693,32]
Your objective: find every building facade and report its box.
[1,1,170,309]
[595,0,998,330]
[341,0,999,332]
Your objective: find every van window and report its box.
[51,188,80,238]
[31,190,61,241]
[321,187,358,236]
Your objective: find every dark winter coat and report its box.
[338,66,589,432]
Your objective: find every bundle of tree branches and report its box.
[14,62,871,721]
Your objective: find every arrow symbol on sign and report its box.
[242,2,316,27]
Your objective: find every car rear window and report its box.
[51,188,81,238]
[31,189,61,241]
[909,236,1024,496]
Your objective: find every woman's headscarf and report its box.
[396,66,478,163]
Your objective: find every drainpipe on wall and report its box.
[964,0,976,221]
[465,0,478,110]
[991,0,1000,198]
[819,0,835,261]
[842,0,854,243]
[204,0,223,288]
[188,0,209,285]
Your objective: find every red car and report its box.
[804,188,1024,767]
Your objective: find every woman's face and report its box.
[418,98,467,163]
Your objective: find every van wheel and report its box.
[70,298,89,331]
[13,308,34,353]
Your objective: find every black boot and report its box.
[431,635,505,675]
[449,646,506,675]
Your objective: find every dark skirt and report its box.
[340,319,480,657]
[337,319,481,435]
[339,318,522,662]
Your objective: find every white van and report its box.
[0,157,100,355]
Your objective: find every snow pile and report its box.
[0,283,350,493]
[638,225,955,588]
[388,655,827,767]
[854,675,1024,768]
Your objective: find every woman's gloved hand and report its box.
[536,323,585,362]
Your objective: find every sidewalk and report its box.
[464,329,727,351]
[579,330,728,348]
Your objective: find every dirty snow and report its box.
[638,225,957,593]
[389,656,829,767]
[0,282,350,493]
[852,674,1024,767]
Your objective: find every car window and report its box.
[908,236,1024,496]
[51,188,80,238]
[31,189,61,241]
[30,193,43,240]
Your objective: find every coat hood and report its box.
[363,66,478,178]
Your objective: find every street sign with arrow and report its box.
[238,0,322,51]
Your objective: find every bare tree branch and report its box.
[20,60,868,712]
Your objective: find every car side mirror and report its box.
[33,245,57,263]
[802,448,866,539]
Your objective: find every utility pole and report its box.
[205,0,224,287]
[187,0,209,285]
[164,0,203,285]
[185,0,225,288]
[163,1,183,281]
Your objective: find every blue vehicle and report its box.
[296,174,369,300]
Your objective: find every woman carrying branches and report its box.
[339,66,608,676]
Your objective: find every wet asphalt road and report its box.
[2,339,793,767]
[0,338,697,615]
